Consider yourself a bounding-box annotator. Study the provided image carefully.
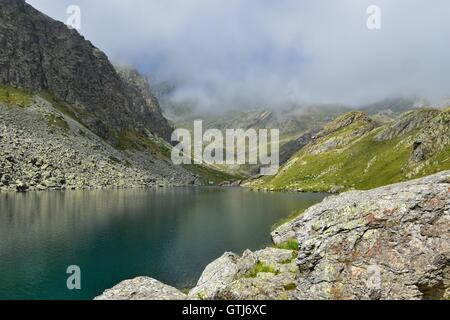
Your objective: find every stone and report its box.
[1,174,11,186]
[294,170,450,300]
[0,0,173,142]
[188,252,240,300]
[95,277,186,300]
[15,180,28,192]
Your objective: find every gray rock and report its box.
[271,221,298,245]
[294,170,450,300]
[0,0,172,142]
[15,180,28,192]
[188,252,240,300]
[95,277,186,300]
[1,174,11,186]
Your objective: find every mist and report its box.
[27,0,450,110]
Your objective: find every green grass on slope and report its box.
[0,85,33,107]
[183,163,244,184]
[415,142,450,178]
[38,91,87,126]
[260,128,419,192]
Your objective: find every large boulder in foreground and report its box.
[95,277,186,300]
[188,249,299,300]
[294,170,450,300]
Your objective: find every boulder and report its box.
[294,170,450,300]
[95,277,186,300]
[188,252,240,300]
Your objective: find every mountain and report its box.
[0,0,172,142]
[246,108,450,192]
[0,0,235,191]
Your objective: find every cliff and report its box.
[0,0,172,142]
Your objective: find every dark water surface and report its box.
[0,187,326,300]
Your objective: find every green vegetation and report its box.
[283,283,297,291]
[0,85,33,107]
[244,262,279,278]
[39,91,88,126]
[253,109,450,192]
[47,113,69,132]
[182,288,191,295]
[183,163,244,184]
[117,130,157,152]
[273,239,299,251]
[197,292,206,300]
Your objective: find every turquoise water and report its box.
[0,187,326,300]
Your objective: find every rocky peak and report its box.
[115,65,161,114]
[321,111,374,136]
[375,108,441,141]
[411,108,450,163]
[0,0,172,141]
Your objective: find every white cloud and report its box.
[27,0,450,108]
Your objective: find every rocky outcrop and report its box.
[95,277,186,300]
[375,109,440,142]
[310,111,379,155]
[411,109,450,163]
[294,170,450,300]
[186,249,296,300]
[271,221,297,245]
[279,129,320,164]
[0,0,172,142]
[98,171,450,300]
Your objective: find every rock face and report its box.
[95,277,186,300]
[0,0,172,141]
[187,249,298,300]
[294,170,450,300]
[98,171,450,300]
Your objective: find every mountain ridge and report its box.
[246,107,450,192]
[0,0,172,142]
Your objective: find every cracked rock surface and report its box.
[95,277,186,300]
[294,170,450,300]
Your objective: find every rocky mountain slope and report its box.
[0,87,198,191]
[0,0,235,191]
[246,108,450,192]
[0,0,172,142]
[96,170,450,300]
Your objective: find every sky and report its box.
[27,0,450,110]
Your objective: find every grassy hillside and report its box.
[246,109,450,192]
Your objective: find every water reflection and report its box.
[0,188,326,299]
